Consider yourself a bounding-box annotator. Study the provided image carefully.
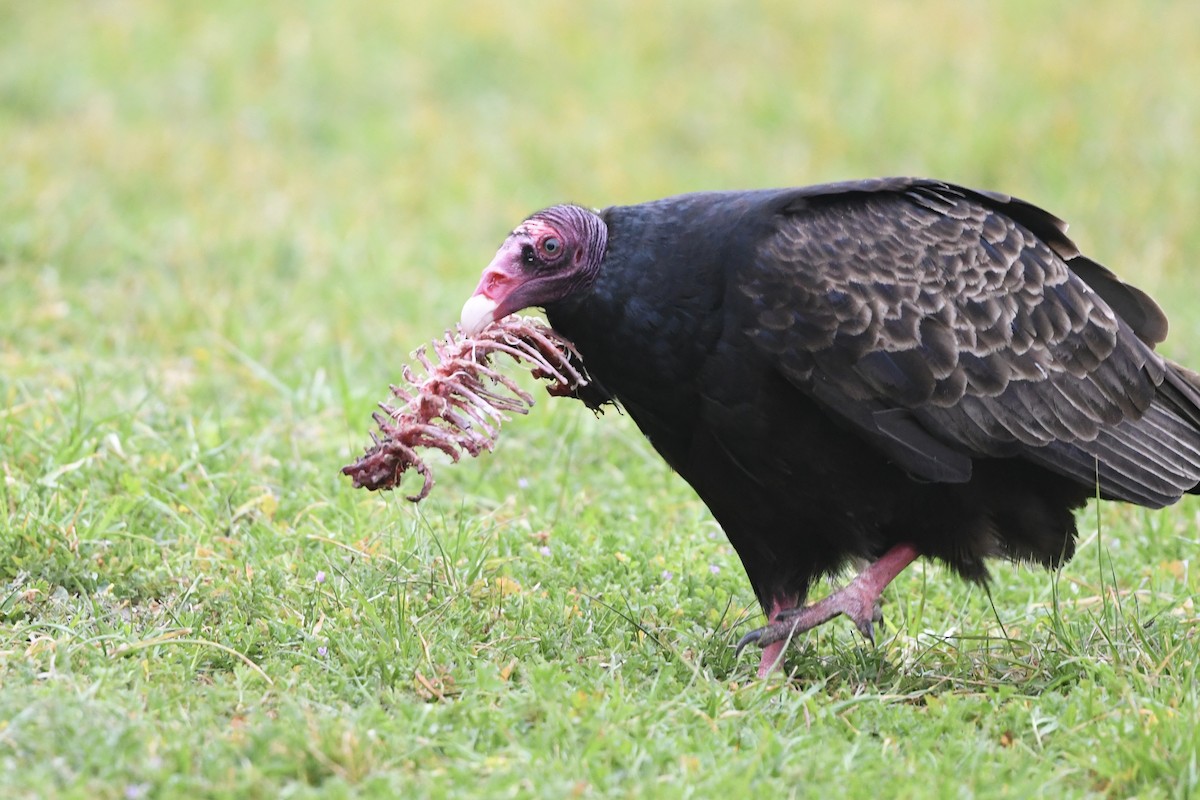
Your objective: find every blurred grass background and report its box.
[1,1,1199,798]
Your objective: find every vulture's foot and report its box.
[737,542,920,675]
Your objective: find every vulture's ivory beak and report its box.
[460,294,499,337]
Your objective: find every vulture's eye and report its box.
[541,236,563,258]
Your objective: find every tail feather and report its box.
[1160,362,1200,428]
[1024,367,1200,508]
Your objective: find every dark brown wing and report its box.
[741,179,1200,507]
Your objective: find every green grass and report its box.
[2,1,1199,797]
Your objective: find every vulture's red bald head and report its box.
[461,205,607,335]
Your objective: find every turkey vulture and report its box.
[459,177,1200,677]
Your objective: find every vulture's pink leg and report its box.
[741,543,920,673]
[757,597,800,678]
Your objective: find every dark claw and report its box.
[734,627,764,657]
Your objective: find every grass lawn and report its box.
[2,1,1199,797]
